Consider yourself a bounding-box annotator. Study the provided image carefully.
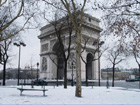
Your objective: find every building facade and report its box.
[38,13,102,80]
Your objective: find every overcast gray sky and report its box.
[6,29,40,70]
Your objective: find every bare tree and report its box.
[0,0,43,64]
[94,0,140,63]
[94,0,140,44]
[0,0,42,42]
[44,11,73,88]
[93,0,140,87]
[81,37,106,86]
[0,39,11,85]
[130,40,140,89]
[0,0,24,40]
[42,0,88,97]
[0,10,24,85]
[106,44,126,87]
[0,25,21,85]
[60,0,87,97]
[53,15,73,89]
[132,68,139,77]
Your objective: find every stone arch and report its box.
[52,42,64,79]
[86,53,93,80]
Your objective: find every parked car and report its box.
[126,78,140,82]
[31,79,47,85]
[67,79,74,82]
[126,79,137,82]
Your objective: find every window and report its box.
[88,17,91,22]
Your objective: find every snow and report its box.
[0,85,140,104]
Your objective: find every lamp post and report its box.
[71,62,74,86]
[37,62,39,81]
[14,42,26,85]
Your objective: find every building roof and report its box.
[40,12,100,31]
[38,12,102,39]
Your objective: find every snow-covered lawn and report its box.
[0,85,140,104]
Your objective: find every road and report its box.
[0,79,140,89]
[98,80,140,89]
[0,79,31,86]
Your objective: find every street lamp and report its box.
[37,62,39,81]
[14,42,26,85]
[71,61,74,86]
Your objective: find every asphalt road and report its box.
[0,79,31,86]
[0,79,140,89]
[99,80,140,89]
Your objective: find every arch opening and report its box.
[86,53,93,80]
[53,42,64,79]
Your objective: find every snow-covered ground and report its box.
[0,85,140,104]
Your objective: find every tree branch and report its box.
[0,0,24,35]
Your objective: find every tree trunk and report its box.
[98,57,100,86]
[75,31,82,97]
[86,63,88,86]
[57,66,58,87]
[139,64,140,89]
[112,64,115,87]
[2,62,6,86]
[64,60,67,88]
[0,47,1,62]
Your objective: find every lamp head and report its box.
[99,41,104,45]
[13,43,20,46]
[37,62,39,66]
[20,42,26,46]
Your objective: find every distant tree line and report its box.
[0,69,38,80]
